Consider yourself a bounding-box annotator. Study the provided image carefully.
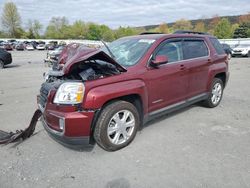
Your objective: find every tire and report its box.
[248,51,250,58]
[0,60,4,69]
[203,78,224,108]
[94,100,140,151]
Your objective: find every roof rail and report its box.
[140,32,163,35]
[173,30,209,35]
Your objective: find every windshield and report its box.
[102,38,155,67]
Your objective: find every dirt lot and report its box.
[0,51,250,188]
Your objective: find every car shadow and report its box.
[4,64,21,69]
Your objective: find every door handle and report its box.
[180,64,186,70]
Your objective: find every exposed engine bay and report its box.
[45,59,121,83]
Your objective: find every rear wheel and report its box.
[0,60,4,69]
[203,78,224,108]
[94,101,140,151]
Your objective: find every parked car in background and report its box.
[232,44,250,57]
[0,48,12,69]
[221,43,232,59]
[44,46,65,67]
[39,31,229,151]
[45,44,55,50]
[26,44,35,51]
[15,43,25,51]
[30,41,38,49]
[36,44,46,50]
[2,43,13,51]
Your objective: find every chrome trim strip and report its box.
[152,99,163,104]
[41,116,64,136]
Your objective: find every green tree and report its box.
[69,20,87,39]
[99,25,115,42]
[158,23,169,33]
[1,2,22,37]
[86,23,102,40]
[114,26,138,39]
[173,19,193,31]
[194,21,206,32]
[214,18,232,39]
[26,19,42,38]
[233,22,250,38]
[45,17,69,39]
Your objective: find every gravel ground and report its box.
[0,51,250,188]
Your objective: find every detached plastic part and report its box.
[0,109,42,145]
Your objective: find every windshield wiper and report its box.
[100,40,116,59]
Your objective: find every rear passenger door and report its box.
[182,38,210,98]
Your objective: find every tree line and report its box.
[0,2,250,41]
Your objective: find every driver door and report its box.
[145,39,189,113]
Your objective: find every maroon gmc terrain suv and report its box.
[38,31,229,151]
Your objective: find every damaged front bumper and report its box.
[38,103,95,149]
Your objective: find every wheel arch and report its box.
[214,72,226,88]
[89,94,144,143]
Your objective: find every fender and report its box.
[206,55,228,90]
[83,79,148,114]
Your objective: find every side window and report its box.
[183,40,209,60]
[156,41,183,63]
[209,38,225,55]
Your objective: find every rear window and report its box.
[209,38,225,55]
[183,40,209,59]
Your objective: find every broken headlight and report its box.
[53,82,84,104]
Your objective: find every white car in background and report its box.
[26,44,34,51]
[36,44,46,50]
[232,44,250,57]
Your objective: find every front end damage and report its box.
[0,46,126,147]
[38,47,126,148]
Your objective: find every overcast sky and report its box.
[0,0,249,29]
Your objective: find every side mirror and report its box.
[151,55,168,67]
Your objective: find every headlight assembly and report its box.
[53,82,84,104]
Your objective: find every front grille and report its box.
[39,82,51,108]
[39,81,62,108]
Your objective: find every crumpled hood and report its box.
[59,44,127,74]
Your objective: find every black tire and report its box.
[94,100,140,151]
[0,60,4,69]
[203,78,224,108]
[248,51,250,58]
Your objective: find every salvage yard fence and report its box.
[219,38,250,47]
[1,38,250,48]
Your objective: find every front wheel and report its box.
[94,101,140,151]
[203,78,224,108]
